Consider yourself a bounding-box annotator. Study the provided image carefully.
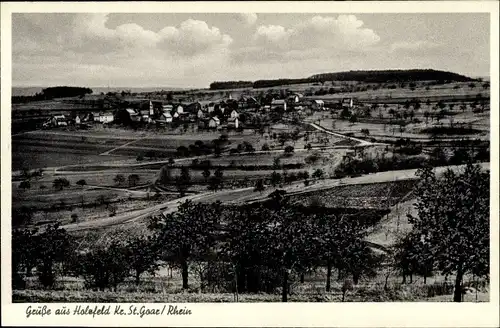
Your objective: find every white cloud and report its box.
[158,19,232,56]
[233,15,380,64]
[253,15,379,51]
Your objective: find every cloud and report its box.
[236,13,258,26]
[233,15,380,63]
[14,14,232,58]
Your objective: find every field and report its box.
[11,78,491,305]
[287,180,417,209]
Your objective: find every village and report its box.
[41,91,350,132]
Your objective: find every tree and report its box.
[270,171,282,187]
[254,179,265,193]
[77,239,130,291]
[261,143,270,151]
[76,179,87,187]
[149,201,221,289]
[19,180,31,190]
[125,235,161,284]
[202,169,211,182]
[312,168,324,180]
[159,165,172,185]
[33,223,72,288]
[113,174,125,186]
[128,174,140,187]
[273,157,281,170]
[12,227,39,289]
[360,129,370,137]
[168,157,175,166]
[53,178,70,191]
[284,145,294,155]
[176,167,191,196]
[409,164,489,302]
[71,213,78,223]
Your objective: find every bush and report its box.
[76,179,87,187]
[53,178,70,190]
[136,154,144,161]
[284,145,294,154]
[261,144,270,151]
[19,181,31,190]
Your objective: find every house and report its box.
[96,112,114,123]
[75,115,81,125]
[230,110,239,119]
[162,104,174,112]
[312,100,325,111]
[288,93,303,103]
[50,115,68,127]
[271,99,287,112]
[173,111,180,119]
[175,105,184,115]
[197,109,205,119]
[208,103,216,113]
[342,98,354,108]
[157,111,173,124]
[227,117,239,129]
[208,116,220,129]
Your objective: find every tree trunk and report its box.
[282,270,288,302]
[353,273,359,285]
[326,261,332,292]
[423,274,427,285]
[300,273,304,284]
[402,273,406,284]
[409,273,413,284]
[453,263,464,302]
[181,259,189,289]
[135,271,141,285]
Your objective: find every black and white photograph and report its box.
[1,1,499,327]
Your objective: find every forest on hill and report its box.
[12,86,93,104]
[208,69,475,90]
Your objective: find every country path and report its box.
[60,162,489,233]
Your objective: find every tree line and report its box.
[207,69,475,91]
[12,164,489,302]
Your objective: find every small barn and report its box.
[208,116,220,129]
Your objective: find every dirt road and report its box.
[61,162,489,232]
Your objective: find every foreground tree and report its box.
[409,164,489,302]
[149,200,221,289]
[33,223,72,288]
[125,235,161,284]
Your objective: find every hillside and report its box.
[309,69,474,83]
[209,69,475,90]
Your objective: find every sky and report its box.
[12,13,490,88]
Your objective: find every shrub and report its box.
[76,179,87,187]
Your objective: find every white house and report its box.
[175,105,184,115]
[227,117,239,129]
[288,93,303,103]
[51,115,67,127]
[271,99,287,112]
[342,98,354,108]
[158,111,173,124]
[98,112,114,123]
[208,116,220,128]
[312,100,325,111]
[162,104,174,112]
[173,111,180,119]
[230,110,239,119]
[208,103,216,113]
[75,115,81,124]
[197,109,205,119]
